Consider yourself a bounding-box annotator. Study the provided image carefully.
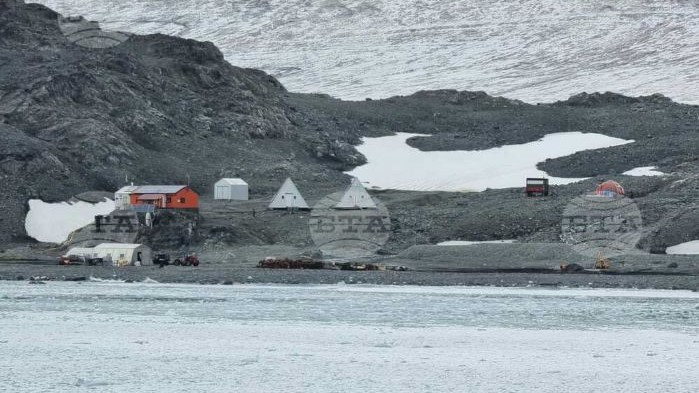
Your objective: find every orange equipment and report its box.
[595,180,625,197]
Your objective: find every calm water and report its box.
[1,282,698,392]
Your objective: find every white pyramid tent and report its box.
[335,177,377,209]
[269,178,310,210]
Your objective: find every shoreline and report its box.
[1,263,697,291]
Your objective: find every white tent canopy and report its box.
[94,243,152,266]
[215,178,249,200]
[269,178,310,209]
[335,177,377,209]
[64,243,152,266]
[65,247,98,258]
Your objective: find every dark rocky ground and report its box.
[1,1,698,279]
[1,263,698,291]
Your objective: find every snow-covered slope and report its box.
[623,166,665,176]
[35,0,699,104]
[25,199,115,243]
[666,241,699,255]
[346,132,633,191]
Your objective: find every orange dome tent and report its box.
[595,180,625,197]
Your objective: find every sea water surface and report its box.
[1,282,698,392]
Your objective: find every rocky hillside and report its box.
[1,1,698,253]
[288,90,699,177]
[0,0,363,244]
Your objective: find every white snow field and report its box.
[1,282,698,393]
[666,240,699,255]
[623,166,665,176]
[346,132,633,191]
[24,198,115,243]
[34,0,699,104]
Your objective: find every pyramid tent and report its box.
[268,178,310,209]
[335,177,377,209]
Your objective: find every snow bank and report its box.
[347,132,633,191]
[665,240,699,255]
[24,199,115,243]
[623,166,664,176]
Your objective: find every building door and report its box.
[215,186,227,199]
[284,193,296,208]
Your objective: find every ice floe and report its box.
[2,282,699,392]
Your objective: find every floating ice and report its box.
[89,277,126,283]
[1,282,698,392]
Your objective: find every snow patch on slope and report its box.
[25,199,115,244]
[623,166,664,177]
[346,132,633,191]
[665,241,699,255]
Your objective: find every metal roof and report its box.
[137,194,166,200]
[95,243,145,249]
[66,247,96,254]
[133,185,187,194]
[115,185,139,194]
[217,178,248,186]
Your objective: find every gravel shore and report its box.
[1,263,698,291]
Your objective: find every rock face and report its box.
[1,1,698,254]
[0,1,362,244]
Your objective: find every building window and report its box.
[179,197,186,203]
[166,197,171,203]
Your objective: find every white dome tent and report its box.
[335,177,377,209]
[268,178,310,210]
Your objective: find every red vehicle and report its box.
[59,255,104,266]
[526,178,549,197]
[173,254,200,267]
[59,255,82,266]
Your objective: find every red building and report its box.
[525,178,549,197]
[128,185,199,209]
[595,180,625,197]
